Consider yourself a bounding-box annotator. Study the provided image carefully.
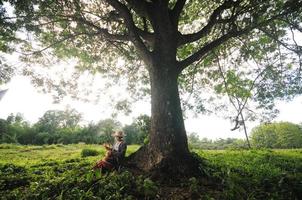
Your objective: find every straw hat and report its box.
[112,131,125,138]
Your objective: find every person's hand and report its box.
[103,143,112,150]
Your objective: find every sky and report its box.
[0,75,301,140]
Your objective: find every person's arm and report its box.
[103,143,112,151]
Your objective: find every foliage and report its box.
[35,108,82,134]
[0,144,155,199]
[81,148,100,158]
[0,112,148,145]
[198,149,302,199]
[0,58,14,85]
[134,114,151,145]
[188,132,249,150]
[251,122,302,148]
[123,114,151,144]
[123,124,140,144]
[0,144,140,166]
[136,177,158,199]
[0,144,301,199]
[97,119,122,144]
[0,113,31,144]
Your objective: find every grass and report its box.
[196,149,302,199]
[0,143,140,166]
[0,144,301,199]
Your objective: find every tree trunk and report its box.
[240,112,251,148]
[127,60,202,181]
[149,65,189,162]
[126,7,202,181]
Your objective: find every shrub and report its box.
[136,176,158,198]
[251,122,302,148]
[81,148,99,157]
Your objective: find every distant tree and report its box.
[0,113,32,144]
[251,122,302,148]
[188,132,201,149]
[97,119,122,144]
[123,124,140,144]
[35,111,64,134]
[34,132,51,145]
[250,125,278,148]
[274,122,302,148]
[35,108,82,134]
[0,119,8,142]
[228,138,248,149]
[134,115,151,144]
[75,124,99,144]
[122,115,151,144]
[55,127,74,144]
[18,131,36,145]
[6,113,25,125]
[199,138,214,149]
[187,135,248,150]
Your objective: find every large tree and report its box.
[1,0,302,178]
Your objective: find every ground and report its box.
[0,144,301,199]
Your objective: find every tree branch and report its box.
[21,32,99,55]
[104,0,152,65]
[178,0,238,46]
[135,27,154,47]
[70,16,130,41]
[124,0,151,18]
[170,0,186,26]
[178,28,248,72]
[37,14,131,42]
[289,26,302,74]
[259,28,300,54]
[177,4,299,73]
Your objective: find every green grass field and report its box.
[197,149,302,199]
[0,144,301,199]
[0,143,140,166]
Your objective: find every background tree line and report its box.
[0,109,150,145]
[0,109,301,149]
[188,121,302,149]
[188,133,249,150]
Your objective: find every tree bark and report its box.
[149,65,189,162]
[127,59,202,182]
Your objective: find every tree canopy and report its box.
[251,121,302,148]
[35,108,82,133]
[1,0,301,108]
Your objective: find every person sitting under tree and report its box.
[93,131,127,173]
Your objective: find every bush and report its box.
[251,122,302,148]
[81,148,99,157]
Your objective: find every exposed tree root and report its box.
[124,145,206,184]
[121,145,224,199]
